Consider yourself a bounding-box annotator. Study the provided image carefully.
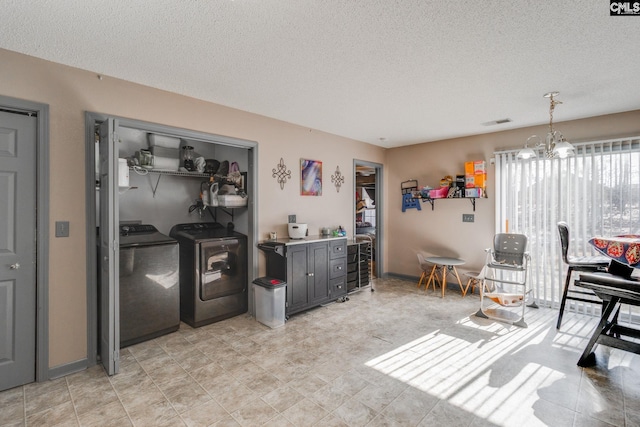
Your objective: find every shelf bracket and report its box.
[426,198,434,210]
[469,198,476,211]
[149,173,162,198]
[206,206,235,223]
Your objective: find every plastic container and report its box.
[252,277,286,328]
[429,187,449,198]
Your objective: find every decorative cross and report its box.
[331,165,345,192]
[272,158,291,190]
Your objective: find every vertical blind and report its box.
[495,136,640,317]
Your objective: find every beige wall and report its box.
[0,49,385,368]
[4,46,640,370]
[386,110,640,279]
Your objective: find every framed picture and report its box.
[300,159,322,196]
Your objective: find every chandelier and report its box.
[517,92,575,159]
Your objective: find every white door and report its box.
[99,118,120,375]
[0,110,37,390]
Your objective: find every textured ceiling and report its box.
[2,1,640,148]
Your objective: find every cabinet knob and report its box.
[337,247,343,251]
[307,272,314,277]
[337,266,342,270]
[10,263,20,270]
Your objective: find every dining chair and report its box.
[416,253,430,289]
[556,222,610,329]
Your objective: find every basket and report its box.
[216,195,248,207]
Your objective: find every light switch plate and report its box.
[55,221,70,237]
[462,214,474,223]
[288,215,296,223]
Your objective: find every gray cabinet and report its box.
[260,237,347,316]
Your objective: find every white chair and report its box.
[417,253,440,290]
[475,233,532,328]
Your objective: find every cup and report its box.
[269,232,277,240]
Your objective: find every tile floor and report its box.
[2,277,640,427]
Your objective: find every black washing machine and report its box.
[119,224,180,347]
[170,222,248,327]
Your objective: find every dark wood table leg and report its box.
[577,296,621,367]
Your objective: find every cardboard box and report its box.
[465,188,483,198]
[475,173,486,188]
[465,160,486,175]
[465,175,475,188]
[464,161,474,175]
[473,161,486,174]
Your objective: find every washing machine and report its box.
[170,222,248,327]
[119,224,180,347]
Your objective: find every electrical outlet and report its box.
[55,221,70,237]
[462,214,474,223]
[288,215,296,223]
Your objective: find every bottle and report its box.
[182,146,195,171]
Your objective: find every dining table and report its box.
[589,234,640,277]
[574,234,640,366]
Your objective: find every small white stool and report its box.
[463,271,483,297]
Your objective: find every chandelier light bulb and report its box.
[517,92,575,159]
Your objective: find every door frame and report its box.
[84,112,259,366]
[353,159,383,277]
[0,95,50,383]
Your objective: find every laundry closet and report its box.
[90,115,257,375]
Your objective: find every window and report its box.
[495,137,640,316]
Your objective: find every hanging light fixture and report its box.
[517,92,575,159]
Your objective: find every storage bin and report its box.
[152,156,180,171]
[216,194,248,207]
[148,134,181,149]
[252,277,286,328]
[149,146,179,158]
[428,187,448,198]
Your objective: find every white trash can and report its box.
[252,277,286,328]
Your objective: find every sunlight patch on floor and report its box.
[366,311,573,424]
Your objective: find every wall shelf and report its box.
[416,196,484,211]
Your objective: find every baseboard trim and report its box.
[384,272,419,281]
[48,358,89,380]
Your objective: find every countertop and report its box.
[261,235,347,246]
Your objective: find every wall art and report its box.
[331,165,345,192]
[300,159,322,196]
[272,157,291,190]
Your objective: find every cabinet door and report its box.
[286,244,309,314]
[308,242,329,304]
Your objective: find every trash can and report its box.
[252,277,286,328]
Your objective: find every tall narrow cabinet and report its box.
[347,239,372,293]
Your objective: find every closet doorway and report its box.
[354,160,382,278]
